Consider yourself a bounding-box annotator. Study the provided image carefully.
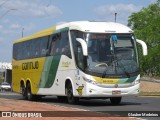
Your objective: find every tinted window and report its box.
[13,36,49,60]
[50,31,71,58]
[50,33,61,56]
[70,30,84,70]
[40,37,49,57]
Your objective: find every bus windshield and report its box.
[86,33,139,77]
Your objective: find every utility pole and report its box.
[22,28,24,38]
[115,12,117,23]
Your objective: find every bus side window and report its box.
[59,31,71,58]
[31,39,40,58]
[30,40,36,58]
[22,40,31,59]
[18,42,24,60]
[13,44,18,60]
[39,36,49,57]
[50,34,61,56]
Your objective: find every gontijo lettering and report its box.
[22,61,39,70]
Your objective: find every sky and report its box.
[0,0,157,62]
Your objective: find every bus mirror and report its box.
[136,39,148,56]
[76,38,88,56]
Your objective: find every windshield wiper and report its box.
[101,54,130,78]
[114,55,130,78]
[101,34,130,78]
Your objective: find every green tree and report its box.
[128,0,160,77]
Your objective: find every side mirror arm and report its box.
[136,39,148,56]
[76,38,88,56]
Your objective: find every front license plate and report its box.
[112,90,121,95]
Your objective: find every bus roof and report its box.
[14,21,133,43]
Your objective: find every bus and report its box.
[12,21,147,104]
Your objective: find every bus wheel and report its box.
[66,82,79,104]
[20,85,27,100]
[26,83,35,101]
[110,97,122,105]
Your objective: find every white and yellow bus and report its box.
[12,21,147,104]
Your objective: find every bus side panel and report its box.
[37,55,77,96]
[12,58,46,94]
[12,59,24,93]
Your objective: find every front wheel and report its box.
[110,97,122,105]
[66,82,79,104]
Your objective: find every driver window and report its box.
[77,43,84,70]
[71,30,85,71]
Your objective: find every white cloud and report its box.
[150,0,157,4]
[2,0,63,18]
[0,37,4,42]
[0,25,3,30]
[10,24,21,29]
[2,19,10,24]
[94,4,142,24]
[1,23,35,37]
[56,21,67,25]
[23,23,36,32]
[95,4,142,16]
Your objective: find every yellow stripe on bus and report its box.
[93,76,119,84]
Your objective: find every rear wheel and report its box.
[110,97,122,105]
[20,86,27,100]
[66,82,79,104]
[26,83,36,101]
[20,84,27,100]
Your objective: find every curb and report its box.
[140,79,160,83]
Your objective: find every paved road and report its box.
[0,91,160,120]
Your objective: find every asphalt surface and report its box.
[0,91,160,120]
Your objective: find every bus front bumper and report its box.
[84,83,140,97]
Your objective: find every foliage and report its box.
[128,0,160,77]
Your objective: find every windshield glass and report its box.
[86,33,139,77]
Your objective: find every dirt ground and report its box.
[140,79,160,95]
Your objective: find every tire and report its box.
[20,85,27,100]
[110,97,122,105]
[26,83,36,101]
[66,82,79,104]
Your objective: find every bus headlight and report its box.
[135,79,140,84]
[82,77,98,85]
[132,79,140,85]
